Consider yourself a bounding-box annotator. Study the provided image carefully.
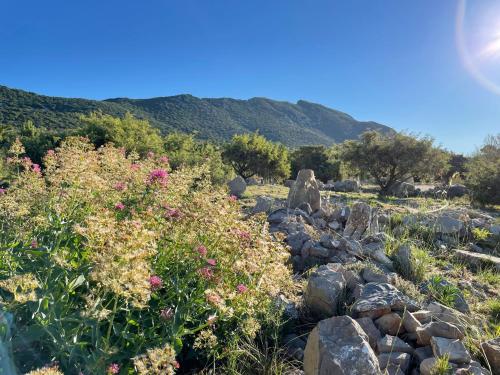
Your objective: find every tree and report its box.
[290,145,340,182]
[341,131,449,194]
[80,112,164,155]
[465,134,500,206]
[164,132,233,185]
[222,132,290,181]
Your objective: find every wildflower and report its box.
[160,307,174,320]
[147,169,168,186]
[0,273,40,303]
[164,206,182,220]
[196,245,207,257]
[199,267,214,280]
[30,240,38,248]
[107,363,120,374]
[236,284,248,294]
[46,149,55,156]
[133,343,177,375]
[115,202,125,211]
[234,229,251,241]
[25,365,64,375]
[193,329,218,352]
[206,258,216,266]
[205,290,222,306]
[228,195,238,202]
[173,361,180,369]
[159,156,169,164]
[131,163,141,171]
[32,164,42,174]
[207,313,218,325]
[149,275,163,290]
[0,188,6,195]
[114,182,126,191]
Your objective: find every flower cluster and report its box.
[132,343,178,375]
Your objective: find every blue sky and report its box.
[1,0,499,153]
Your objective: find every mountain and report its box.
[0,85,394,146]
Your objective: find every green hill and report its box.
[0,85,393,146]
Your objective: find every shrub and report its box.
[340,131,449,194]
[290,145,340,183]
[430,354,452,375]
[465,134,500,206]
[425,276,461,308]
[0,138,292,373]
[222,132,290,181]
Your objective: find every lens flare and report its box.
[456,0,500,94]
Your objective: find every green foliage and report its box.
[472,227,491,242]
[0,85,394,148]
[222,132,291,181]
[341,131,449,194]
[426,276,461,308]
[163,132,233,185]
[465,134,500,206]
[430,354,452,375]
[80,112,164,155]
[290,145,340,182]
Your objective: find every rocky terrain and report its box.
[237,170,500,374]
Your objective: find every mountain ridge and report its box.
[0,85,394,146]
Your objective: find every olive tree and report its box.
[341,131,449,194]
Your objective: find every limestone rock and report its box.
[378,352,411,373]
[434,215,464,235]
[333,180,360,192]
[251,196,274,214]
[228,176,246,197]
[375,312,405,336]
[481,337,500,375]
[286,231,311,256]
[377,335,414,354]
[430,336,471,364]
[352,282,419,319]
[287,169,321,212]
[303,316,381,375]
[416,321,464,346]
[402,310,422,333]
[355,317,381,350]
[454,249,500,272]
[304,264,346,318]
[343,202,379,240]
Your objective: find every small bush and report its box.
[430,354,452,375]
[425,276,461,308]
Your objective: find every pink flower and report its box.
[22,156,32,165]
[199,267,214,280]
[149,275,163,290]
[46,149,55,156]
[159,156,169,164]
[115,202,125,211]
[147,151,155,159]
[160,307,174,320]
[234,229,251,240]
[32,164,41,174]
[206,258,216,266]
[107,363,120,374]
[196,245,207,257]
[228,195,238,202]
[236,284,248,294]
[30,240,38,248]
[0,188,6,195]
[164,207,182,220]
[113,182,126,191]
[173,361,180,369]
[130,163,141,171]
[147,168,169,186]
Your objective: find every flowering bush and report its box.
[0,138,292,374]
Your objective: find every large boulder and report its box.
[389,181,416,197]
[304,264,346,318]
[287,169,321,212]
[343,202,379,240]
[416,321,464,346]
[447,184,468,198]
[430,337,471,364]
[454,249,500,272]
[333,180,360,193]
[434,215,464,235]
[303,316,381,375]
[351,282,419,319]
[482,338,500,375]
[228,176,246,197]
[251,196,274,214]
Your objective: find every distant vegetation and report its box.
[0,85,393,147]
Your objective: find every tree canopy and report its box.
[290,145,340,182]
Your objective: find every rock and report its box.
[434,215,464,235]
[287,169,321,212]
[447,184,468,198]
[301,240,314,258]
[339,238,363,257]
[228,176,246,197]
[394,244,412,274]
[481,338,500,375]
[420,357,457,375]
[328,220,341,230]
[377,335,414,354]
[304,264,346,318]
[416,321,464,346]
[401,310,421,333]
[420,279,469,313]
[309,244,330,258]
[490,225,500,236]
[303,316,381,375]
[375,313,405,336]
[454,249,500,272]
[361,267,390,284]
[275,294,299,320]
[355,317,381,350]
[414,346,433,363]
[252,196,274,214]
[343,202,379,240]
[455,365,491,375]
[333,180,360,192]
[389,181,416,197]
[378,352,411,373]
[286,231,312,256]
[412,310,432,324]
[284,179,295,188]
[246,176,262,185]
[352,282,419,319]
[430,337,471,364]
[268,208,289,224]
[425,302,467,329]
[284,333,307,361]
[320,233,340,249]
[298,202,313,215]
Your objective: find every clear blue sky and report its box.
[1,0,499,154]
